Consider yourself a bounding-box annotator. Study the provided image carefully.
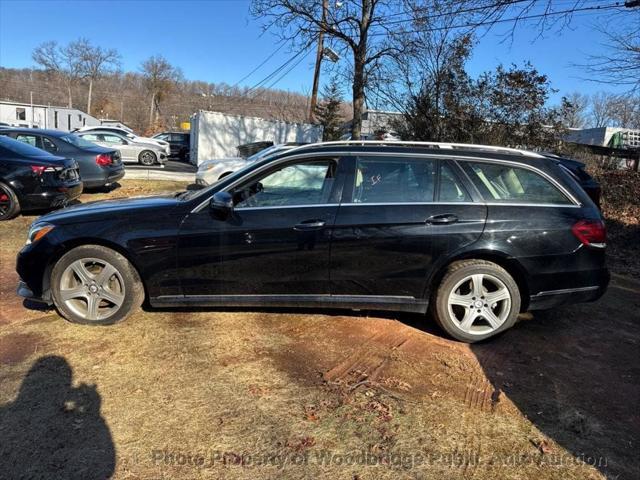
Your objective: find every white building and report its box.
[565,127,640,149]
[0,101,100,131]
[341,109,403,139]
[190,110,323,165]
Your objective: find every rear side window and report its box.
[353,157,436,203]
[461,161,571,205]
[439,163,471,202]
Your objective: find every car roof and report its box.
[0,128,70,137]
[270,140,554,168]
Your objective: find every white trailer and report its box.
[190,110,323,165]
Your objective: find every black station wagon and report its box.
[16,141,609,342]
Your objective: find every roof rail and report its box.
[283,140,546,158]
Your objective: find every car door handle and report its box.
[426,214,459,225]
[293,220,326,231]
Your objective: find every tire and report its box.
[0,182,20,221]
[138,150,157,166]
[50,245,144,325]
[218,171,233,180]
[431,259,521,343]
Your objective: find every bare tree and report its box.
[32,40,85,108]
[74,39,121,115]
[561,92,589,128]
[140,55,182,129]
[589,91,616,128]
[252,0,405,139]
[581,10,640,92]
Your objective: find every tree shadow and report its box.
[0,355,116,479]
[471,278,640,479]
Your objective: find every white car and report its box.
[195,144,300,186]
[76,126,170,156]
[76,131,168,166]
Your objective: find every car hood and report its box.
[198,157,244,169]
[39,194,181,225]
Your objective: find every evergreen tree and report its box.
[314,79,344,141]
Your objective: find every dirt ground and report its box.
[0,180,638,480]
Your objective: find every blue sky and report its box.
[0,0,633,106]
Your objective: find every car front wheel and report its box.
[432,259,521,342]
[138,150,157,166]
[51,245,144,325]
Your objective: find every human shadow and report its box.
[471,277,640,479]
[0,355,115,479]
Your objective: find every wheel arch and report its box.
[42,238,148,303]
[425,249,531,312]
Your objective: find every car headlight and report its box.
[199,163,217,172]
[26,223,55,245]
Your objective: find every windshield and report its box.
[60,134,101,148]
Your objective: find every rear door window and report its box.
[352,157,436,203]
[439,163,471,202]
[42,137,58,153]
[461,161,572,205]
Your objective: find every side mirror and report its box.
[209,191,234,220]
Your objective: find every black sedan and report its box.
[0,136,82,220]
[0,128,124,190]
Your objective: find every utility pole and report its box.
[308,0,328,123]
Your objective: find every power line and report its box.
[245,43,313,94]
[367,3,623,36]
[231,42,286,87]
[263,48,314,90]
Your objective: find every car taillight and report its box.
[31,166,57,175]
[96,154,112,166]
[572,219,606,248]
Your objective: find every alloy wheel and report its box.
[447,273,512,336]
[59,257,125,321]
[140,151,155,166]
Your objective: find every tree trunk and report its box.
[149,91,156,128]
[87,78,93,115]
[351,47,367,140]
[67,81,73,109]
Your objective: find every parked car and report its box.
[195,143,302,185]
[153,132,190,161]
[75,126,170,156]
[0,136,82,220]
[0,128,124,190]
[76,131,167,166]
[16,141,608,342]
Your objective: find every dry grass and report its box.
[1,179,637,479]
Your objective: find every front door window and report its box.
[234,160,336,208]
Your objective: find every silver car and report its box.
[76,131,167,166]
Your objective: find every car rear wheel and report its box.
[432,260,521,342]
[51,245,144,325]
[138,150,157,166]
[0,182,20,221]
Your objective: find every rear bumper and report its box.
[528,268,610,310]
[21,182,83,211]
[82,165,125,188]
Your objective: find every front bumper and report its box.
[17,280,51,304]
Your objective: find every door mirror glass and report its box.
[209,191,234,219]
